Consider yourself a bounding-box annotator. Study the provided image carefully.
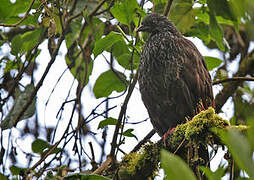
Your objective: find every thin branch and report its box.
[0,0,36,27]
[173,138,186,154]
[116,25,141,55]
[215,54,254,112]
[13,33,65,127]
[28,140,61,171]
[131,129,156,153]
[67,0,78,16]
[213,77,254,85]
[3,29,46,102]
[126,118,149,125]
[88,0,108,17]
[163,0,174,16]
[110,73,139,157]
[95,0,115,16]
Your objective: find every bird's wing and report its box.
[157,35,214,118]
[176,37,214,112]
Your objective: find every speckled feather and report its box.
[138,14,214,136]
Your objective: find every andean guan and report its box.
[137,13,215,137]
[137,13,215,176]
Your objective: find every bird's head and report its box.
[137,13,181,36]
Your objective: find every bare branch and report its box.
[131,129,156,153]
[163,0,174,16]
[215,54,254,112]
[213,77,254,85]
[110,73,138,157]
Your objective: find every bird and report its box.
[137,13,215,137]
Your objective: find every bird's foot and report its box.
[163,127,176,146]
[197,102,206,113]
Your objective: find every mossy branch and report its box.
[116,108,247,179]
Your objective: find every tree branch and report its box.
[213,77,254,85]
[215,54,254,113]
[131,129,156,153]
[163,0,174,16]
[109,73,138,157]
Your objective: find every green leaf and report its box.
[186,22,211,45]
[247,118,254,149]
[93,32,122,58]
[169,2,195,33]
[203,56,222,70]
[21,13,40,26]
[112,40,140,70]
[217,129,254,178]
[32,139,50,154]
[98,117,118,129]
[160,149,196,180]
[110,0,139,25]
[216,16,234,26]
[123,128,138,140]
[229,0,248,19]
[11,35,23,55]
[64,173,111,180]
[208,12,224,51]
[11,28,42,55]
[194,7,209,24]
[83,17,104,42]
[21,28,43,52]
[0,0,13,20]
[10,165,27,176]
[0,0,32,21]
[207,0,237,22]
[4,59,20,72]
[200,166,225,180]
[93,70,127,99]
[0,84,36,130]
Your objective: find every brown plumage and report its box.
[138,13,214,137]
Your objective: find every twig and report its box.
[163,0,174,16]
[131,129,156,153]
[13,33,65,127]
[215,54,254,112]
[93,156,115,175]
[88,0,107,17]
[95,0,115,16]
[116,25,141,55]
[0,0,36,27]
[89,142,95,162]
[110,11,143,158]
[110,73,138,157]
[126,118,149,125]
[12,1,80,127]
[213,77,254,85]
[229,159,234,180]
[28,140,61,171]
[173,137,186,154]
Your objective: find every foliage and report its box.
[161,149,196,180]
[0,0,254,179]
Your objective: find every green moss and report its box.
[118,143,161,179]
[168,107,230,150]
[117,108,241,179]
